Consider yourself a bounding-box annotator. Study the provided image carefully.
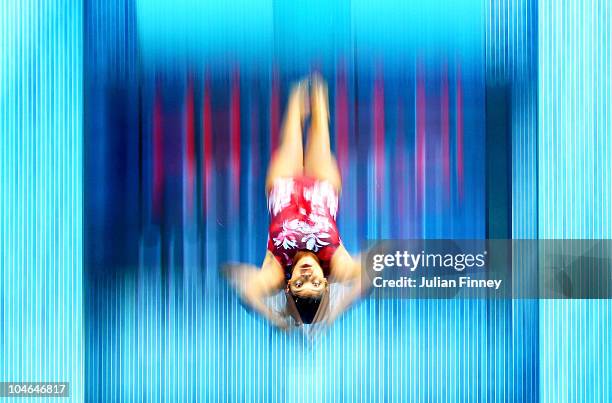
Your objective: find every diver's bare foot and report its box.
[271,315,291,332]
[288,78,310,125]
[310,73,329,127]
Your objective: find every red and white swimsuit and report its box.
[267,176,341,279]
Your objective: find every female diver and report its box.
[224,75,367,330]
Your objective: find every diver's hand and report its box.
[270,314,291,332]
[222,262,257,291]
[222,257,289,331]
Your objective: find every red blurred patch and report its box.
[441,63,450,200]
[230,69,241,208]
[373,68,385,203]
[456,63,464,202]
[202,74,213,214]
[416,63,426,212]
[185,78,195,217]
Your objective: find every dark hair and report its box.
[284,288,330,325]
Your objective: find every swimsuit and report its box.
[267,176,341,279]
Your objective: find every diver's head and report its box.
[285,251,329,325]
[287,251,328,299]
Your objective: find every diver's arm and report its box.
[223,251,289,329]
[325,246,372,324]
[329,245,362,283]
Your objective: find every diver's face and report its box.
[288,254,327,298]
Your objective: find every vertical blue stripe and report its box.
[538,1,612,402]
[0,0,83,401]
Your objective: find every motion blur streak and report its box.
[184,80,196,217]
[455,65,464,203]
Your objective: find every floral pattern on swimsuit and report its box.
[267,176,341,278]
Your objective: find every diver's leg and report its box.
[265,82,309,192]
[304,75,342,191]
